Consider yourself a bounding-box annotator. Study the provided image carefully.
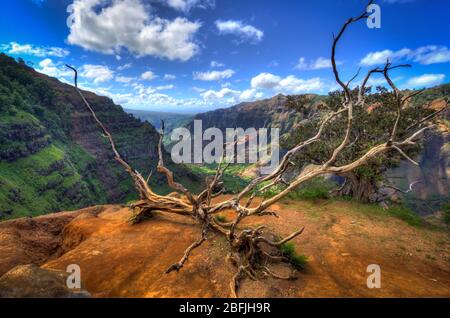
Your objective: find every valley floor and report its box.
[0,196,449,297]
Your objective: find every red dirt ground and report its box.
[1,196,449,297]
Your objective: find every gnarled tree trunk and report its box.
[337,171,378,202]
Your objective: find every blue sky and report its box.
[0,0,449,113]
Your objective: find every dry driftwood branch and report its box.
[65,0,445,298]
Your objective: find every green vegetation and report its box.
[284,86,447,202]
[442,203,450,225]
[0,144,107,219]
[214,214,228,223]
[0,53,189,219]
[385,206,423,227]
[280,242,308,270]
[261,177,336,201]
[186,163,251,194]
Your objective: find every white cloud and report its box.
[156,84,175,90]
[117,63,132,71]
[36,58,72,79]
[250,72,281,89]
[163,74,176,80]
[201,87,240,101]
[295,57,338,70]
[81,64,114,84]
[141,71,157,81]
[162,0,214,12]
[360,46,450,66]
[116,76,135,83]
[193,69,235,81]
[215,20,263,43]
[239,88,263,101]
[67,0,201,61]
[251,72,324,94]
[210,60,225,68]
[404,74,445,88]
[1,42,69,58]
[413,46,450,65]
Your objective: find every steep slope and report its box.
[0,54,188,219]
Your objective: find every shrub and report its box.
[215,214,228,223]
[280,242,308,270]
[288,178,335,201]
[261,177,336,201]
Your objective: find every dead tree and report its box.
[66,1,448,297]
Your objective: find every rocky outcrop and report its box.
[0,206,106,276]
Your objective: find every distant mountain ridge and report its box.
[189,94,326,140]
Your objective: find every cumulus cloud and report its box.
[81,64,114,84]
[36,58,72,79]
[360,46,450,66]
[201,87,239,99]
[251,72,324,94]
[404,74,445,88]
[67,0,201,61]
[193,69,235,81]
[215,20,263,43]
[1,42,69,58]
[250,73,281,89]
[141,71,157,81]
[295,57,339,70]
[239,88,263,101]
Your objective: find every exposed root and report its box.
[227,226,304,297]
[166,227,208,273]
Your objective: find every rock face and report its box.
[188,94,323,140]
[0,54,180,219]
[0,206,105,276]
[386,128,449,214]
[0,264,90,298]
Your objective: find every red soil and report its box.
[1,197,449,297]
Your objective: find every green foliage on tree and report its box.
[283,86,437,202]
